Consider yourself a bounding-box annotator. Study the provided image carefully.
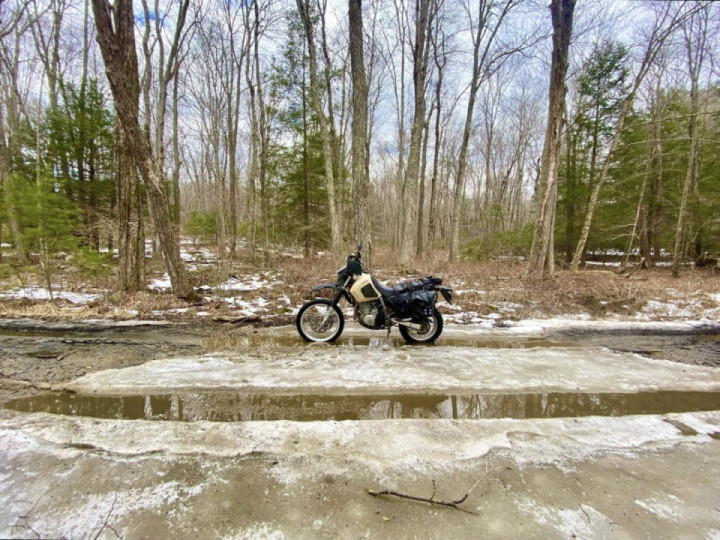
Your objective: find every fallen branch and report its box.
[367,466,511,514]
[579,503,591,523]
[13,491,49,539]
[93,492,122,540]
[623,257,646,280]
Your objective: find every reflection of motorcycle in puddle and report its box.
[296,246,453,344]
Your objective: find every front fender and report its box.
[313,283,338,292]
[313,283,353,305]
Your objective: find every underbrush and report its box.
[0,244,717,323]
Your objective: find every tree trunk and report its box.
[416,113,430,257]
[91,0,194,299]
[427,29,445,254]
[318,0,345,226]
[349,0,371,266]
[171,73,182,224]
[115,121,145,292]
[673,7,707,277]
[527,0,575,279]
[0,92,7,263]
[399,0,432,269]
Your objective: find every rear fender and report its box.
[439,286,453,303]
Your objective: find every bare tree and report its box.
[317,0,346,222]
[399,0,434,269]
[223,2,248,257]
[91,0,194,298]
[386,0,408,253]
[191,1,248,258]
[448,0,532,261]
[138,0,196,260]
[186,24,227,256]
[140,0,194,184]
[425,10,447,256]
[243,0,273,253]
[29,0,64,112]
[527,0,576,279]
[349,0,371,265]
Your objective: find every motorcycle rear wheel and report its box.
[296,299,344,342]
[399,308,443,344]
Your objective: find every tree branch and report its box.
[367,466,511,514]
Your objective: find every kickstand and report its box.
[383,325,392,348]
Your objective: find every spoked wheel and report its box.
[399,308,443,344]
[296,299,345,342]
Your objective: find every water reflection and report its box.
[6,390,720,423]
[201,333,576,350]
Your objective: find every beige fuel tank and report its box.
[349,273,381,302]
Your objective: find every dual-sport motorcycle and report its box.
[296,247,453,344]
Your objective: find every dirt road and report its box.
[1,319,719,539]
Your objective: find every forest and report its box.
[0,0,718,300]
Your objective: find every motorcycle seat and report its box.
[371,276,406,298]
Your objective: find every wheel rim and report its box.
[300,304,341,341]
[405,316,437,342]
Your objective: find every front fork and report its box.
[330,276,352,308]
[322,278,351,327]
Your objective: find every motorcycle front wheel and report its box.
[399,308,443,344]
[296,299,345,342]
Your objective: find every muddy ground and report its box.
[1,318,719,408]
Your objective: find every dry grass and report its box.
[0,244,718,324]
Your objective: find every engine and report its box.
[356,300,384,329]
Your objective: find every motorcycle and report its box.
[296,246,453,344]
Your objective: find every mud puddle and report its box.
[6,390,720,422]
[1,327,575,351]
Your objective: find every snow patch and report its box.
[519,499,611,537]
[225,523,286,540]
[148,274,172,292]
[0,286,101,304]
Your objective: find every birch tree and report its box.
[672,5,710,277]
